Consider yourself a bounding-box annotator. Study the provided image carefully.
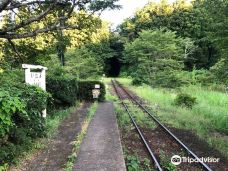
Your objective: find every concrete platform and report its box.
[73,102,126,171]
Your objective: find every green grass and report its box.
[104,78,118,102]
[117,78,228,157]
[123,100,157,129]
[114,101,131,131]
[125,153,144,171]
[64,102,98,171]
[46,105,79,138]
[159,150,177,171]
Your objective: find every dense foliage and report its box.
[0,2,116,69]
[0,69,107,167]
[124,29,194,87]
[119,0,227,70]
[0,0,120,39]
[174,93,197,108]
[47,75,78,107]
[64,47,104,79]
[78,81,106,102]
[119,0,227,87]
[0,83,49,165]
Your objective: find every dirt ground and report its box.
[9,102,91,171]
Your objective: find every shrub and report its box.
[0,84,49,165]
[132,78,143,86]
[174,93,197,108]
[0,90,26,140]
[0,84,49,141]
[177,70,214,86]
[17,84,50,138]
[126,155,141,171]
[210,58,228,84]
[46,75,78,107]
[78,81,105,101]
[0,70,24,86]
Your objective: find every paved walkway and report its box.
[73,102,126,171]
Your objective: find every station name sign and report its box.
[22,64,48,117]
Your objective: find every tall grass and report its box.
[117,78,228,157]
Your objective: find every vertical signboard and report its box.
[22,64,47,117]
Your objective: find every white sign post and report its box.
[22,64,48,117]
[92,84,101,99]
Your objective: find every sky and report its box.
[100,0,177,28]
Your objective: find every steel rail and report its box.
[114,80,213,171]
[111,80,163,171]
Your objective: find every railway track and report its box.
[111,79,213,171]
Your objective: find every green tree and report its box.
[119,0,227,70]
[124,29,194,87]
[0,0,120,68]
[64,47,103,79]
[0,0,120,39]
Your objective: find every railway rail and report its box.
[111,79,213,171]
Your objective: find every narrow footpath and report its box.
[73,102,126,171]
[10,103,91,171]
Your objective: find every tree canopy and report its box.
[124,29,194,87]
[0,0,227,85]
[0,0,120,39]
[119,0,228,70]
[0,0,120,68]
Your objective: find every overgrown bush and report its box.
[0,90,26,141]
[0,69,24,86]
[132,78,143,86]
[18,85,50,137]
[46,75,78,107]
[174,93,197,108]
[210,58,228,84]
[0,84,49,165]
[78,81,105,101]
[151,59,184,88]
[177,69,214,86]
